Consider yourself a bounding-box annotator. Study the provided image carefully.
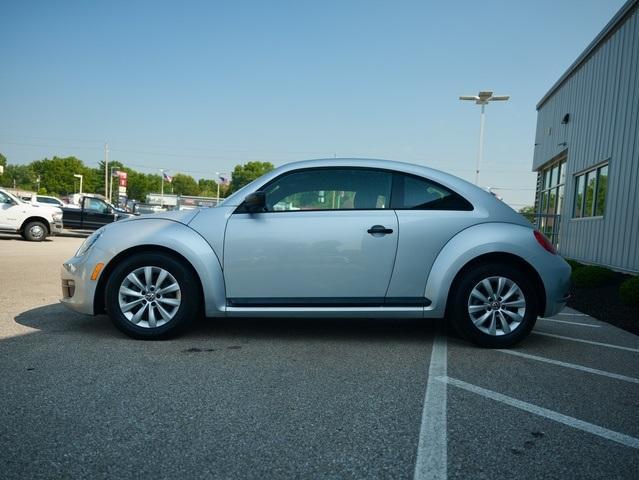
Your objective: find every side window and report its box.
[86,198,109,213]
[0,192,12,204]
[392,174,473,211]
[262,168,392,212]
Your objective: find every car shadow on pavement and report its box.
[0,234,53,242]
[14,303,451,344]
[14,303,117,338]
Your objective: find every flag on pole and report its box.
[162,171,172,183]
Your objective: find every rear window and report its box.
[391,174,473,211]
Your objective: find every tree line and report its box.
[0,153,274,201]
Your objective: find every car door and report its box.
[82,198,114,230]
[223,167,399,305]
[0,191,17,229]
[385,172,477,299]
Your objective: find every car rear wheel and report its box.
[105,253,200,339]
[450,263,539,348]
[23,221,48,241]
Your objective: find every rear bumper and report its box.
[541,257,572,317]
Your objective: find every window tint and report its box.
[573,175,583,217]
[37,197,57,205]
[573,163,608,218]
[595,165,608,216]
[584,171,595,217]
[86,198,108,213]
[0,191,12,204]
[391,174,473,210]
[262,168,392,211]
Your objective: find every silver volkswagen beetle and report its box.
[61,159,571,347]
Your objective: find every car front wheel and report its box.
[105,253,200,339]
[450,263,539,348]
[23,221,48,241]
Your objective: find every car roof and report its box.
[219,158,529,227]
[225,158,476,201]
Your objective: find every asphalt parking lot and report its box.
[1,234,637,479]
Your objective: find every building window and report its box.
[573,163,608,218]
[535,156,566,247]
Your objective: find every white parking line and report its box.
[440,376,639,450]
[539,317,600,328]
[497,349,639,384]
[558,312,589,317]
[533,332,639,353]
[413,334,447,480]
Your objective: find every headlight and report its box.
[52,212,63,221]
[75,229,104,257]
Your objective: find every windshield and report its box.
[1,190,26,204]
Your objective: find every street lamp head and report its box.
[460,91,510,105]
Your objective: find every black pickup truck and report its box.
[62,196,136,231]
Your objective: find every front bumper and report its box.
[51,221,64,235]
[60,246,108,315]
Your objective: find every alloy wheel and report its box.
[467,276,526,336]
[118,266,181,328]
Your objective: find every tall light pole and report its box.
[215,171,228,203]
[160,169,168,207]
[459,91,509,186]
[104,142,109,198]
[73,174,83,194]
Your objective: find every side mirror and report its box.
[244,191,266,213]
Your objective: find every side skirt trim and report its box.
[227,297,431,308]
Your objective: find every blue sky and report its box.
[0,0,626,207]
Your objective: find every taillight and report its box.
[534,230,557,254]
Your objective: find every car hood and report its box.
[29,203,62,214]
[125,209,201,224]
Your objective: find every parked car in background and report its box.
[27,195,69,209]
[62,195,136,231]
[0,188,63,241]
[60,158,571,347]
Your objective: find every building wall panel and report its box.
[533,6,638,272]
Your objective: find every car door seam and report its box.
[383,209,401,299]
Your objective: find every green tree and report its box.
[0,163,36,189]
[171,173,200,196]
[229,161,274,193]
[0,153,6,168]
[518,205,536,224]
[198,178,230,198]
[198,178,217,197]
[30,156,97,196]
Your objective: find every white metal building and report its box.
[532,0,638,273]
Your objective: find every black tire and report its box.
[105,253,201,339]
[449,263,539,348]
[23,220,48,241]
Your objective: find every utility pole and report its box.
[104,142,109,198]
[109,167,115,204]
[160,169,165,208]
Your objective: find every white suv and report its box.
[0,188,64,241]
